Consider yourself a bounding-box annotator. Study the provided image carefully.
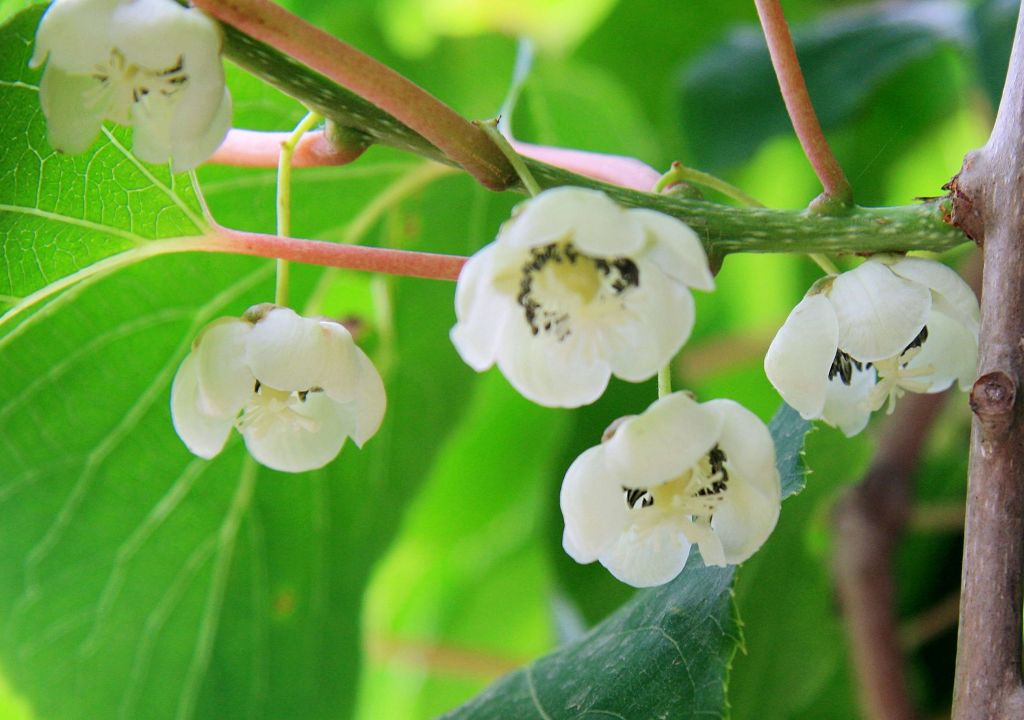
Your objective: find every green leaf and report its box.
[0,6,207,306]
[442,402,811,719]
[679,1,970,171]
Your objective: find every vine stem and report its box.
[752,0,853,205]
[192,0,516,190]
[275,111,322,307]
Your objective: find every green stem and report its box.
[478,120,541,196]
[276,111,322,306]
[809,253,840,275]
[658,365,673,399]
[655,163,764,208]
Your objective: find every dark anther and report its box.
[624,486,654,509]
[253,380,262,393]
[902,325,929,355]
[698,444,730,497]
[298,390,309,402]
[828,349,864,385]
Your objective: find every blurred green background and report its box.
[0,0,1002,717]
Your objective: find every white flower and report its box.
[31,0,232,172]
[170,305,386,473]
[765,255,979,436]
[560,392,781,587]
[451,187,714,408]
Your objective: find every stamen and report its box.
[828,349,866,385]
[624,486,654,509]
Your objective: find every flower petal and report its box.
[245,308,357,393]
[560,446,629,563]
[109,0,221,72]
[605,260,695,382]
[193,316,253,417]
[38,67,105,155]
[822,365,876,437]
[242,392,353,473]
[888,256,980,336]
[905,308,978,392]
[32,0,120,70]
[710,481,780,565]
[170,352,235,459]
[348,346,387,447]
[764,293,839,420]
[630,208,715,291]
[599,521,691,587]
[494,314,611,407]
[501,187,645,256]
[168,86,232,172]
[450,243,514,371]
[703,399,779,501]
[829,260,931,362]
[604,392,723,486]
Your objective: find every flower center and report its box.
[517,241,639,341]
[237,381,323,438]
[622,444,731,521]
[87,49,188,123]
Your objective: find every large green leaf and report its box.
[441,404,809,719]
[0,6,514,718]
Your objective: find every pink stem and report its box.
[209,129,661,191]
[194,0,515,190]
[204,227,466,281]
[753,0,852,204]
[210,129,366,168]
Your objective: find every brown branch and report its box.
[833,390,950,720]
[949,4,1024,718]
[193,0,517,190]
[753,0,852,205]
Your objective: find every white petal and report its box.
[160,86,231,172]
[245,308,357,394]
[31,0,120,70]
[494,314,611,407]
[703,399,779,501]
[560,446,629,563]
[170,352,235,459]
[599,521,691,587]
[906,309,978,392]
[109,0,221,72]
[829,260,931,362]
[822,365,876,437]
[604,392,723,486]
[348,346,387,446]
[606,260,695,382]
[38,67,105,155]
[450,243,514,371]
[630,208,715,291]
[710,481,780,565]
[888,256,980,336]
[242,393,353,473]
[500,187,645,256]
[764,293,839,420]
[193,317,253,417]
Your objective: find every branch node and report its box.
[944,154,986,244]
[970,370,1017,442]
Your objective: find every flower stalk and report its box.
[275,110,322,307]
[753,0,853,205]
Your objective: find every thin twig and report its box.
[753,0,853,204]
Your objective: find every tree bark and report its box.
[950,3,1024,717]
